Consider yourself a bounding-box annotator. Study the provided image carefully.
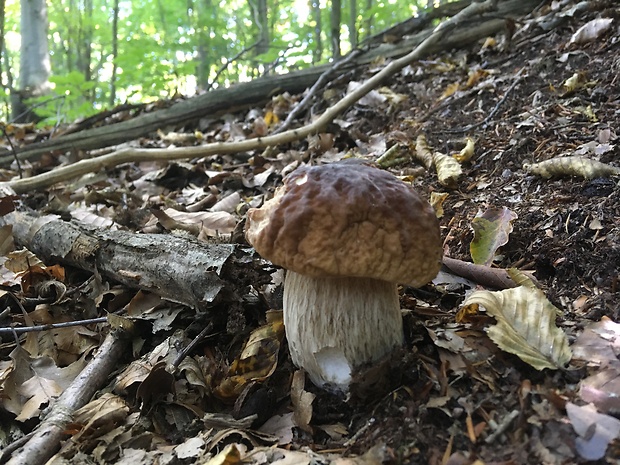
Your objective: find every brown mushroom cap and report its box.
[246,162,442,286]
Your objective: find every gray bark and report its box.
[4,212,264,310]
[12,0,51,123]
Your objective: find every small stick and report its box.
[0,317,108,335]
[274,48,363,134]
[442,256,539,289]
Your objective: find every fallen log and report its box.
[3,211,265,310]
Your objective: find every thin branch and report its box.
[206,41,261,91]
[274,48,364,134]
[441,256,539,289]
[0,126,23,178]
[171,321,214,369]
[6,329,130,465]
[0,317,108,335]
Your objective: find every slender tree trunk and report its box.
[330,0,342,58]
[84,0,93,82]
[365,0,373,39]
[195,0,214,90]
[310,0,322,63]
[12,0,51,122]
[348,0,357,49]
[255,0,269,55]
[0,0,5,83]
[81,0,94,100]
[109,0,119,106]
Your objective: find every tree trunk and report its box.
[4,211,266,310]
[12,0,51,123]
[195,0,213,90]
[348,0,357,49]
[330,0,342,58]
[364,0,372,40]
[255,0,269,55]
[80,0,94,91]
[0,0,6,82]
[310,0,322,63]
[110,0,119,106]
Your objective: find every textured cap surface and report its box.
[245,162,442,286]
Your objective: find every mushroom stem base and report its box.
[283,271,404,391]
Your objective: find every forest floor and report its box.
[1,2,620,465]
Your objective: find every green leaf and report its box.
[470,207,518,266]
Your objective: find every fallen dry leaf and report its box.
[524,156,620,179]
[566,402,620,461]
[460,270,571,370]
[571,317,620,365]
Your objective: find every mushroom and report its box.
[245,162,442,391]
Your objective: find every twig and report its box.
[9,94,67,125]
[484,409,519,443]
[1,0,500,195]
[274,49,364,134]
[206,41,261,91]
[6,329,130,465]
[443,67,526,134]
[0,432,35,465]
[171,321,214,369]
[0,126,23,178]
[0,317,108,335]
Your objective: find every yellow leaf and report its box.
[460,270,572,370]
[470,207,518,266]
[264,110,279,127]
[214,318,285,400]
[430,192,448,218]
[205,444,241,465]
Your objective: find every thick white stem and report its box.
[283,271,403,391]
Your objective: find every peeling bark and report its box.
[4,211,264,310]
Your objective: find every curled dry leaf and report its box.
[453,137,475,163]
[214,318,285,400]
[433,152,462,187]
[524,156,620,179]
[470,206,518,266]
[430,192,448,218]
[413,134,434,170]
[579,361,620,414]
[291,370,314,433]
[460,270,571,370]
[572,317,620,365]
[148,208,237,236]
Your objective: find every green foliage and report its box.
[1,0,433,123]
[29,71,98,125]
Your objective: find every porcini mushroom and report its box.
[245,162,442,391]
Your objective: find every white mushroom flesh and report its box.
[283,271,403,391]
